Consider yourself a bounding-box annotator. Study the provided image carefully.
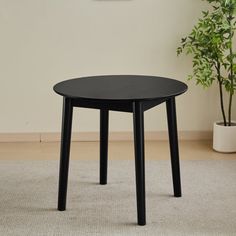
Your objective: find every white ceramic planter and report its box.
[213,121,236,153]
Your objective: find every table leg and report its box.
[100,109,109,185]
[166,97,182,197]
[58,97,73,211]
[133,102,146,226]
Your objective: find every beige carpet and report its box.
[0,160,235,236]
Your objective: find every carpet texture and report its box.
[0,160,235,236]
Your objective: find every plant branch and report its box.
[216,62,227,126]
[228,11,234,126]
[228,48,233,126]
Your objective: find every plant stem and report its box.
[228,14,234,127]
[216,63,227,126]
[219,82,227,126]
[227,37,234,126]
[228,41,233,126]
[228,91,233,126]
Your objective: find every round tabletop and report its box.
[53,75,188,102]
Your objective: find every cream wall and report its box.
[0,0,235,133]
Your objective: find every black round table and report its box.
[54,75,188,226]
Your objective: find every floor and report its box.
[0,141,235,235]
[0,141,235,160]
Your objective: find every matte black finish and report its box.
[54,75,187,225]
[133,102,146,226]
[54,75,187,102]
[166,98,182,197]
[100,110,109,185]
[58,97,73,211]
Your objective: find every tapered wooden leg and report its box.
[166,97,182,197]
[58,97,73,211]
[133,102,146,226]
[100,109,109,185]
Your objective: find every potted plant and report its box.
[177,0,236,153]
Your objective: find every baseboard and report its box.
[0,131,212,143]
[0,133,41,143]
